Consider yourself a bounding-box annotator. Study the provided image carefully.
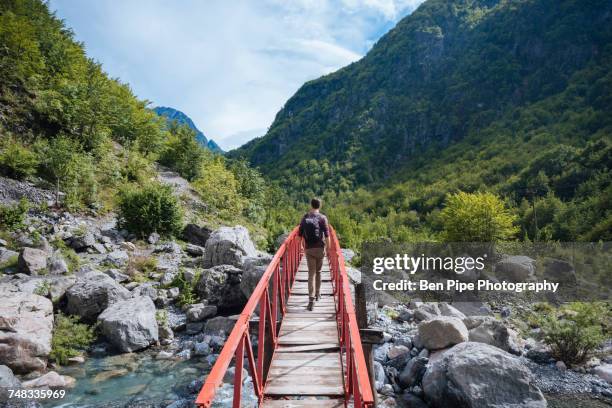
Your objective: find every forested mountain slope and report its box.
[235,0,612,243]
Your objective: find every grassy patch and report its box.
[126,255,157,282]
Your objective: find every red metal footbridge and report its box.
[196,226,374,408]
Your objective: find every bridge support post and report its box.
[355,283,378,407]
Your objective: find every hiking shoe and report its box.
[315,294,321,301]
[307,300,314,311]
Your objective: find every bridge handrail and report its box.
[328,226,374,408]
[195,226,301,407]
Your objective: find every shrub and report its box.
[0,137,39,179]
[50,313,96,365]
[537,302,609,365]
[156,310,168,326]
[170,269,200,306]
[0,198,29,231]
[441,191,518,242]
[117,182,183,238]
[34,280,51,296]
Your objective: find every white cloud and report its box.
[49,0,424,150]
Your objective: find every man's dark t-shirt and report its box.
[298,212,329,249]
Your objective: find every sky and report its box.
[49,0,425,150]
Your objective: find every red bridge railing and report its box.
[328,226,374,408]
[195,225,374,408]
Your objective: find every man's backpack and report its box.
[303,214,322,245]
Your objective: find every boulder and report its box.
[160,269,179,286]
[17,247,47,275]
[414,303,441,322]
[159,323,174,345]
[148,232,160,245]
[104,269,130,283]
[182,224,212,247]
[422,342,546,408]
[388,345,411,360]
[374,360,387,391]
[22,371,76,389]
[154,241,182,254]
[204,316,235,334]
[98,296,158,352]
[451,302,492,317]
[418,317,468,350]
[196,265,246,310]
[68,230,96,251]
[105,250,129,267]
[494,255,536,282]
[543,258,577,284]
[92,243,107,254]
[593,364,612,384]
[468,319,521,355]
[0,364,21,402]
[399,356,428,388]
[439,303,466,320]
[65,271,131,322]
[15,275,76,301]
[240,255,273,298]
[186,303,218,322]
[400,393,429,408]
[463,316,494,330]
[47,253,69,275]
[185,244,205,257]
[194,341,211,356]
[203,226,257,268]
[131,282,159,301]
[0,291,53,374]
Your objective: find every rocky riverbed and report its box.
[0,176,271,408]
[369,302,612,407]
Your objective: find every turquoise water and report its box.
[42,351,210,408]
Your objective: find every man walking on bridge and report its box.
[298,198,329,311]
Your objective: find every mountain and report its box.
[153,106,223,153]
[233,0,611,242]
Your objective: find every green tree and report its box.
[441,191,518,242]
[36,136,96,208]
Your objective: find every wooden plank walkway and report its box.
[263,257,344,407]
